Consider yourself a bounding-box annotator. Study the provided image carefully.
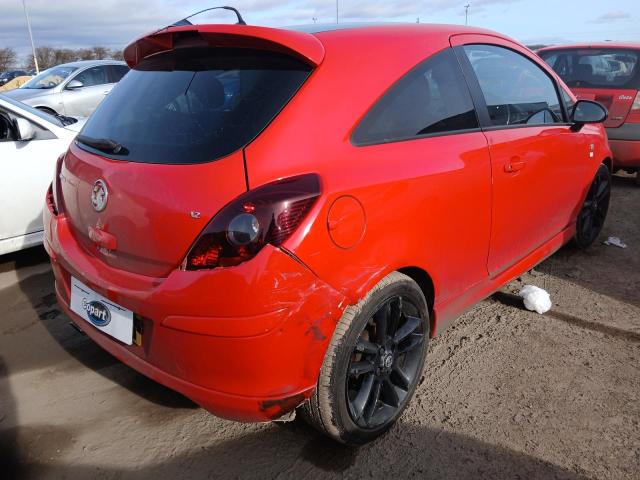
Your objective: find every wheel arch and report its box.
[34,105,59,115]
[602,157,613,172]
[397,266,436,334]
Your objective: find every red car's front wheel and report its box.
[575,163,611,248]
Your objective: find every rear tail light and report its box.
[631,91,640,112]
[52,153,65,215]
[182,174,320,270]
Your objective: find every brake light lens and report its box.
[51,153,65,215]
[632,91,640,112]
[183,174,321,270]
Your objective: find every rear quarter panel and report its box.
[245,27,492,316]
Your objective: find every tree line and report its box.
[0,46,123,72]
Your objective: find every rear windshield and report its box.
[539,48,639,89]
[77,48,312,164]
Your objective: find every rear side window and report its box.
[74,66,111,87]
[464,45,563,127]
[109,65,129,83]
[352,48,478,146]
[539,48,639,89]
[77,48,312,164]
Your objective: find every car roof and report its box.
[287,22,503,39]
[538,42,640,52]
[48,59,126,68]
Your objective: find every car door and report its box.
[312,47,493,304]
[451,36,592,277]
[0,108,62,241]
[61,65,113,117]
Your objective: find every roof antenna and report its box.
[171,6,247,27]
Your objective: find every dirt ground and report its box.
[1,174,638,480]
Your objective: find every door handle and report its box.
[504,158,525,173]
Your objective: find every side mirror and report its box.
[66,79,84,90]
[570,100,607,131]
[15,117,36,141]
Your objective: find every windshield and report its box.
[21,65,78,89]
[77,47,312,164]
[0,94,64,127]
[539,48,640,89]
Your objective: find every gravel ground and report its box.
[1,174,638,480]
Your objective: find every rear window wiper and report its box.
[76,135,129,155]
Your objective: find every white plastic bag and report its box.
[518,285,552,314]
[603,237,627,249]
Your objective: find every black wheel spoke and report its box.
[392,363,411,390]
[373,307,389,343]
[389,296,403,337]
[355,339,378,355]
[596,178,608,199]
[583,214,593,236]
[350,361,375,376]
[351,373,375,420]
[398,333,424,354]
[394,315,421,344]
[381,377,400,408]
[363,379,382,423]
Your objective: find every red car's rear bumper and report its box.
[606,124,640,168]
[609,139,640,168]
[44,207,346,422]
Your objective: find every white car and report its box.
[0,94,85,255]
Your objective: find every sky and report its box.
[1,0,639,63]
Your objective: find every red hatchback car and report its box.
[44,22,612,444]
[538,43,640,183]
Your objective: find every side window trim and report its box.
[351,47,482,147]
[454,43,571,130]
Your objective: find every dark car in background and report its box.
[0,70,28,86]
[539,44,640,184]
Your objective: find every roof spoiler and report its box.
[123,23,325,68]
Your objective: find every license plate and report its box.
[70,277,134,345]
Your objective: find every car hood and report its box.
[2,87,50,101]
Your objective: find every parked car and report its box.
[0,94,84,255]
[43,22,611,445]
[0,70,28,86]
[3,60,129,118]
[538,43,640,184]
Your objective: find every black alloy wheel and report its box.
[302,272,429,445]
[346,295,425,429]
[575,164,611,248]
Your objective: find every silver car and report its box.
[3,60,128,117]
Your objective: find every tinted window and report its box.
[73,66,111,87]
[352,49,478,145]
[109,65,129,83]
[540,48,639,89]
[464,45,563,126]
[22,65,78,89]
[77,48,312,164]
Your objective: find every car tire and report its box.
[635,170,640,187]
[574,163,611,248]
[302,271,429,445]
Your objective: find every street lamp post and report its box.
[464,4,470,26]
[336,0,339,24]
[22,0,39,74]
